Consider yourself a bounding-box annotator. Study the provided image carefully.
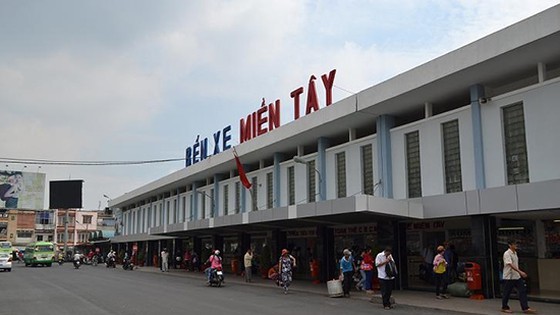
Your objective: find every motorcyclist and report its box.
[106,250,116,267]
[206,250,223,284]
[73,251,82,268]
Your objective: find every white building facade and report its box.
[111,6,560,300]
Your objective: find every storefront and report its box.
[495,214,560,301]
[404,218,473,290]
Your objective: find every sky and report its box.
[1,0,559,210]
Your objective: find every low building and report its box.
[111,5,560,301]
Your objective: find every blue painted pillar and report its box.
[273,153,282,208]
[192,182,199,220]
[213,175,220,218]
[376,115,395,198]
[470,84,486,190]
[318,137,329,201]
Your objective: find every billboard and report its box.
[49,180,83,209]
[0,170,45,210]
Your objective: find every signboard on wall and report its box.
[0,170,45,210]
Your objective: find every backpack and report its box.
[0,184,11,201]
[385,260,398,278]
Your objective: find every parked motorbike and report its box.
[73,259,81,269]
[122,259,134,271]
[208,267,224,287]
[58,257,64,266]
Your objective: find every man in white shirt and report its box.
[161,248,169,272]
[375,247,396,310]
[501,240,535,314]
[244,248,253,282]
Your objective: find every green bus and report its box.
[24,241,55,267]
[0,241,11,256]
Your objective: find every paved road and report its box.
[0,263,474,315]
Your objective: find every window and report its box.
[223,185,229,215]
[336,152,347,198]
[235,182,241,214]
[166,201,171,224]
[147,206,152,227]
[37,235,43,241]
[36,211,52,225]
[442,120,462,193]
[17,231,32,238]
[361,144,374,195]
[82,215,92,224]
[307,160,317,202]
[182,197,187,222]
[503,103,529,185]
[189,195,194,221]
[201,193,206,218]
[251,177,258,211]
[406,131,422,198]
[173,199,178,223]
[287,167,295,205]
[210,189,214,217]
[266,172,273,209]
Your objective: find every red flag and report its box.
[234,150,252,189]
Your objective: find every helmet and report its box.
[214,250,220,255]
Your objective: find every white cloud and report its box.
[2,0,559,209]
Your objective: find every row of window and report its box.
[405,102,528,198]
[123,103,530,233]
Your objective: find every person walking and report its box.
[244,248,253,282]
[278,249,296,294]
[501,240,536,314]
[433,245,449,299]
[354,249,365,291]
[339,249,354,297]
[375,247,396,310]
[361,248,374,293]
[161,248,169,272]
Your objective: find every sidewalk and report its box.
[135,266,559,315]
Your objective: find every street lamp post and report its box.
[293,156,324,200]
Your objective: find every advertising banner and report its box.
[0,170,45,210]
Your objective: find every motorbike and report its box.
[58,256,64,266]
[73,259,81,269]
[208,267,224,287]
[122,258,134,271]
[106,256,116,268]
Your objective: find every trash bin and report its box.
[464,262,481,291]
[464,262,484,300]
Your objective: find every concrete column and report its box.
[376,115,395,198]
[424,102,433,118]
[470,84,486,190]
[538,62,546,83]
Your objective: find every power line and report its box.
[0,157,184,166]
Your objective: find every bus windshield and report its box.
[35,245,54,252]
